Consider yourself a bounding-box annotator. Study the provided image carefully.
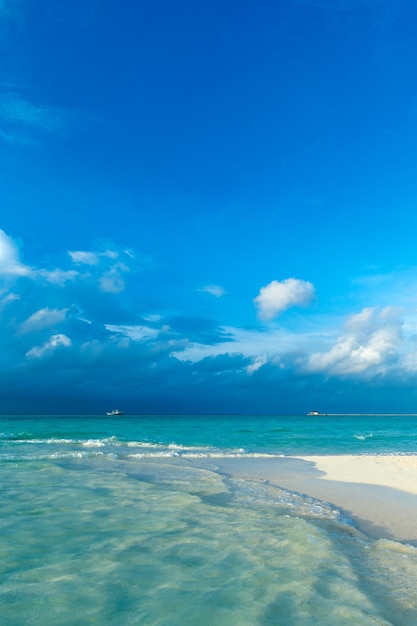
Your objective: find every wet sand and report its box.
[213,456,417,545]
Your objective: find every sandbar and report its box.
[212,455,417,545]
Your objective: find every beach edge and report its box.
[210,455,417,545]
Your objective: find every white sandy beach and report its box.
[214,455,417,545]
[291,455,417,544]
[298,455,417,494]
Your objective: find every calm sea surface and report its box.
[2,413,417,625]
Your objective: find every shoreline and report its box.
[211,455,417,545]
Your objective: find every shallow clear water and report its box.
[2,414,417,625]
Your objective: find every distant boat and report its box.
[307,410,327,416]
[106,409,124,416]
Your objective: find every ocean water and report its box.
[2,413,417,625]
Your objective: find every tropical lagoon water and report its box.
[2,413,417,625]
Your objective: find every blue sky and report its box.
[1,0,417,414]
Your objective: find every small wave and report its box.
[5,437,79,445]
[3,436,120,446]
[167,443,216,451]
[126,441,161,448]
[1,452,86,461]
[0,449,122,462]
[75,436,119,447]
[182,452,279,458]
[127,451,283,459]
[127,451,183,458]
[82,439,106,447]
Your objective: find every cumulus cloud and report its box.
[307,307,403,376]
[19,307,68,334]
[254,278,315,320]
[25,334,72,359]
[7,224,417,413]
[0,229,31,277]
[200,285,226,298]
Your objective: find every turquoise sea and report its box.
[2,413,417,625]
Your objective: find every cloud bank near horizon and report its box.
[2,227,417,412]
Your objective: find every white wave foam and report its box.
[126,441,161,447]
[127,451,283,459]
[82,439,106,447]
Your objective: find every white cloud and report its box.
[105,324,159,342]
[68,247,134,293]
[200,285,226,298]
[102,249,119,260]
[0,232,81,286]
[19,307,68,334]
[307,307,402,376]
[0,292,19,308]
[68,250,100,265]
[172,325,322,364]
[0,229,31,277]
[0,231,140,302]
[25,334,71,359]
[254,278,315,320]
[247,354,268,375]
[143,314,162,322]
[99,270,125,293]
[123,248,135,260]
[37,268,79,284]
